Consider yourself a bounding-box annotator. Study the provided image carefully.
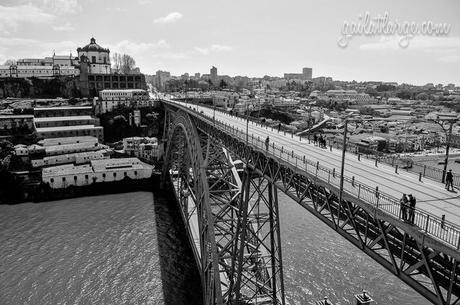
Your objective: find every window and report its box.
[92,56,96,63]
[85,175,88,180]
[50,178,54,183]
[62,177,66,182]
[74,176,77,181]
[102,173,106,178]
[113,172,117,177]
[134,171,137,176]
[124,172,127,177]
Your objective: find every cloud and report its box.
[110,40,170,55]
[438,55,460,63]
[0,4,55,34]
[194,44,233,55]
[0,36,78,60]
[41,0,81,15]
[52,22,75,32]
[153,12,183,24]
[360,36,460,51]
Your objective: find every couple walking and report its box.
[400,194,416,224]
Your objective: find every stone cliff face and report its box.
[0,77,81,98]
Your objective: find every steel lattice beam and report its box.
[163,108,285,305]
[161,100,460,305]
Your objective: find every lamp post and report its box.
[246,104,250,144]
[339,119,348,205]
[441,119,454,183]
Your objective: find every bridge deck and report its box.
[174,101,460,226]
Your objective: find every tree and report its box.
[219,79,228,89]
[111,53,122,73]
[111,53,136,74]
[121,54,136,74]
[3,59,16,66]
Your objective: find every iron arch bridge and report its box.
[161,100,460,305]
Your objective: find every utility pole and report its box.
[339,119,348,205]
[246,104,249,144]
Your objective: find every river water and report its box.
[0,189,429,305]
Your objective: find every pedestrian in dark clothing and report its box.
[408,194,416,224]
[318,135,324,148]
[313,134,318,145]
[278,123,282,132]
[400,194,408,221]
[265,136,270,150]
[446,169,454,191]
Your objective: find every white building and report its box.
[77,37,111,74]
[95,89,152,114]
[42,158,153,189]
[0,65,79,78]
[123,137,163,160]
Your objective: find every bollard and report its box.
[303,156,306,162]
[358,154,361,161]
[395,165,398,174]
[330,145,332,152]
[441,214,445,229]
[332,168,336,178]
[281,146,284,153]
[316,161,319,169]
[375,158,378,167]
[352,176,355,187]
[419,172,422,182]
[284,131,286,136]
[423,165,426,177]
[291,133,293,138]
[300,136,301,142]
[292,150,294,157]
[355,290,374,305]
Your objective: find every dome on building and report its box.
[77,37,109,53]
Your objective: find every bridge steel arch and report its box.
[162,100,460,305]
[163,108,285,305]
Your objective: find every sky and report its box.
[0,0,459,85]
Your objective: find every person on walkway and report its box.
[446,169,454,191]
[278,123,282,132]
[408,194,416,224]
[313,134,318,145]
[318,135,324,148]
[400,194,408,221]
[265,136,270,150]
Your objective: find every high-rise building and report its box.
[302,67,312,80]
[210,66,218,85]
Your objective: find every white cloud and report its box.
[0,36,78,60]
[153,12,183,24]
[0,4,55,34]
[52,22,75,32]
[110,40,170,55]
[194,44,233,55]
[360,36,460,51]
[41,0,81,15]
[438,55,460,63]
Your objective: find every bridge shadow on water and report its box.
[152,185,203,305]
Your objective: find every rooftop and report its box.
[0,114,34,119]
[34,106,92,111]
[34,116,94,122]
[39,136,98,146]
[42,164,94,177]
[36,125,102,133]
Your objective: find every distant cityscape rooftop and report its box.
[34,106,92,111]
[36,125,103,133]
[34,116,93,122]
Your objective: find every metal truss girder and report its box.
[161,104,460,305]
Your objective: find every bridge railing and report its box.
[328,139,460,187]
[172,101,460,250]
